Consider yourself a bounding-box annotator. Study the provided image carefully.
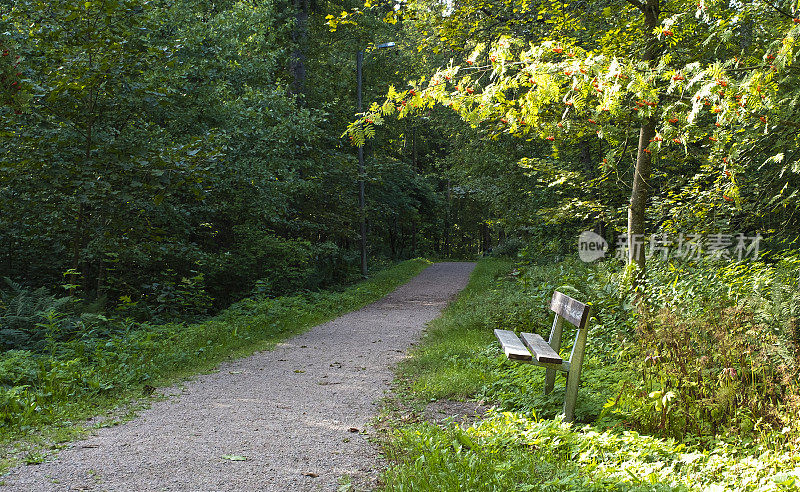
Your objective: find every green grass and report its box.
[396,258,513,401]
[382,412,800,491]
[379,257,800,491]
[394,258,620,419]
[0,258,432,469]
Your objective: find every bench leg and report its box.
[544,315,563,394]
[563,327,587,423]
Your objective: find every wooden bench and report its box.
[494,291,591,423]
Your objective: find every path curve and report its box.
[2,262,475,491]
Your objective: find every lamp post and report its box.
[357,42,396,278]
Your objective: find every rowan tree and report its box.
[347,0,800,272]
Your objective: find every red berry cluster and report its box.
[633,99,657,111]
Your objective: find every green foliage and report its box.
[140,271,214,322]
[0,0,492,320]
[0,259,430,449]
[607,255,800,445]
[382,412,800,491]
[490,237,526,258]
[0,278,128,351]
[383,255,800,490]
[349,0,800,264]
[1,0,435,318]
[0,37,23,113]
[0,278,72,350]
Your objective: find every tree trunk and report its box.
[390,219,397,259]
[627,0,661,273]
[444,180,452,255]
[481,223,491,253]
[628,120,655,269]
[96,260,105,298]
[289,0,309,99]
[70,204,84,296]
[412,122,419,172]
[580,138,593,171]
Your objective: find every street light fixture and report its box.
[356,42,397,278]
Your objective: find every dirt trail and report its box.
[2,262,475,491]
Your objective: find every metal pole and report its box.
[357,50,367,278]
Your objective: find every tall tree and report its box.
[290,0,311,99]
[348,0,800,271]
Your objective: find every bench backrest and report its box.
[549,291,591,330]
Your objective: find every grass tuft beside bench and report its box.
[494,291,592,423]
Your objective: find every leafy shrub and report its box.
[0,386,37,428]
[141,270,214,322]
[0,350,40,387]
[307,241,360,288]
[618,306,795,443]
[204,231,315,305]
[0,278,73,350]
[490,237,526,258]
[596,255,800,445]
[382,411,800,491]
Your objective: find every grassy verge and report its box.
[0,258,431,470]
[392,258,621,420]
[379,257,800,491]
[394,258,513,401]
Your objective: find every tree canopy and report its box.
[2,0,799,314]
[347,0,800,271]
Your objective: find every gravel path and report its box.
[2,262,475,492]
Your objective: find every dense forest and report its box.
[0,0,470,322]
[2,0,800,487]
[4,0,797,326]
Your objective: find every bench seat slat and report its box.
[520,332,563,364]
[494,329,532,361]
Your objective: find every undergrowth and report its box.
[383,412,800,491]
[381,254,800,491]
[0,258,431,468]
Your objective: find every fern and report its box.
[0,278,72,350]
[745,261,800,355]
